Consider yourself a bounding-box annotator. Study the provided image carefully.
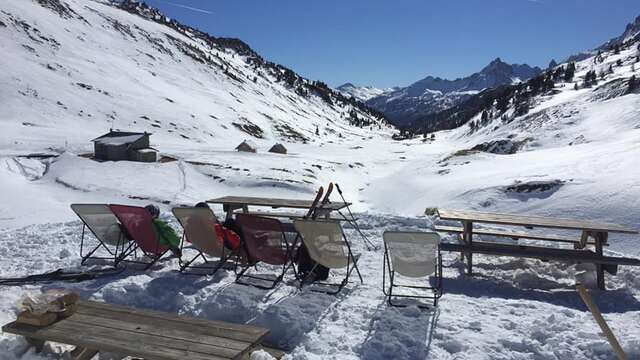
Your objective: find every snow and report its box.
[94,134,145,146]
[1,1,640,360]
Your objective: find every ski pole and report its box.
[335,184,378,250]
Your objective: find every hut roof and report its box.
[236,140,257,151]
[268,143,287,154]
[92,131,149,146]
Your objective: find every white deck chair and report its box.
[383,231,443,307]
[70,204,130,266]
[172,207,234,275]
[293,219,363,294]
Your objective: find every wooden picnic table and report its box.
[2,300,272,360]
[207,196,350,221]
[433,209,640,290]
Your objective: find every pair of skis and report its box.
[305,182,334,220]
[0,267,126,286]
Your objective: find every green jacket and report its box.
[152,219,181,249]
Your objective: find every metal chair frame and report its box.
[110,205,171,270]
[234,215,299,290]
[296,220,363,295]
[71,204,130,267]
[382,231,443,308]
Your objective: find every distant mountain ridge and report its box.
[365,58,542,126]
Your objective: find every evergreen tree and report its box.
[315,125,319,136]
[481,110,489,123]
[616,59,623,67]
[630,75,638,92]
[564,62,576,82]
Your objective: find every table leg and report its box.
[463,221,473,275]
[26,337,44,353]
[595,232,607,290]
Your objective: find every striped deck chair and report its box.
[383,231,443,308]
[70,204,131,266]
[234,214,298,290]
[293,219,363,295]
[172,207,236,275]
[109,204,170,270]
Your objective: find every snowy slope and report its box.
[1,2,640,360]
[336,83,392,102]
[0,0,392,156]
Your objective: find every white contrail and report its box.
[157,0,214,15]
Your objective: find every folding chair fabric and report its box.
[235,214,290,265]
[109,204,169,255]
[172,207,224,257]
[70,204,125,246]
[383,232,439,278]
[293,220,349,269]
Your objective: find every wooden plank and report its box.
[577,285,628,360]
[74,305,259,346]
[235,210,356,222]
[2,322,227,360]
[68,313,250,351]
[436,209,638,234]
[434,225,603,246]
[77,301,268,343]
[207,196,349,211]
[439,241,640,266]
[19,319,241,359]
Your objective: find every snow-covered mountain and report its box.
[335,83,391,102]
[366,58,542,126]
[0,0,392,155]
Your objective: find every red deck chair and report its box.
[109,204,170,269]
[234,214,298,289]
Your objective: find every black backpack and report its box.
[295,243,329,281]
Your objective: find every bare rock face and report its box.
[471,138,532,155]
[504,180,565,194]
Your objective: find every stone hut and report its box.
[268,143,287,154]
[236,140,257,153]
[92,130,157,162]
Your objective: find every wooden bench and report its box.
[2,300,279,360]
[440,241,640,274]
[434,225,604,247]
[434,209,639,290]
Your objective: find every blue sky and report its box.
[144,0,640,88]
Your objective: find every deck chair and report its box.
[293,219,363,295]
[172,207,235,275]
[109,204,171,270]
[70,204,131,266]
[383,231,443,307]
[234,214,297,289]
